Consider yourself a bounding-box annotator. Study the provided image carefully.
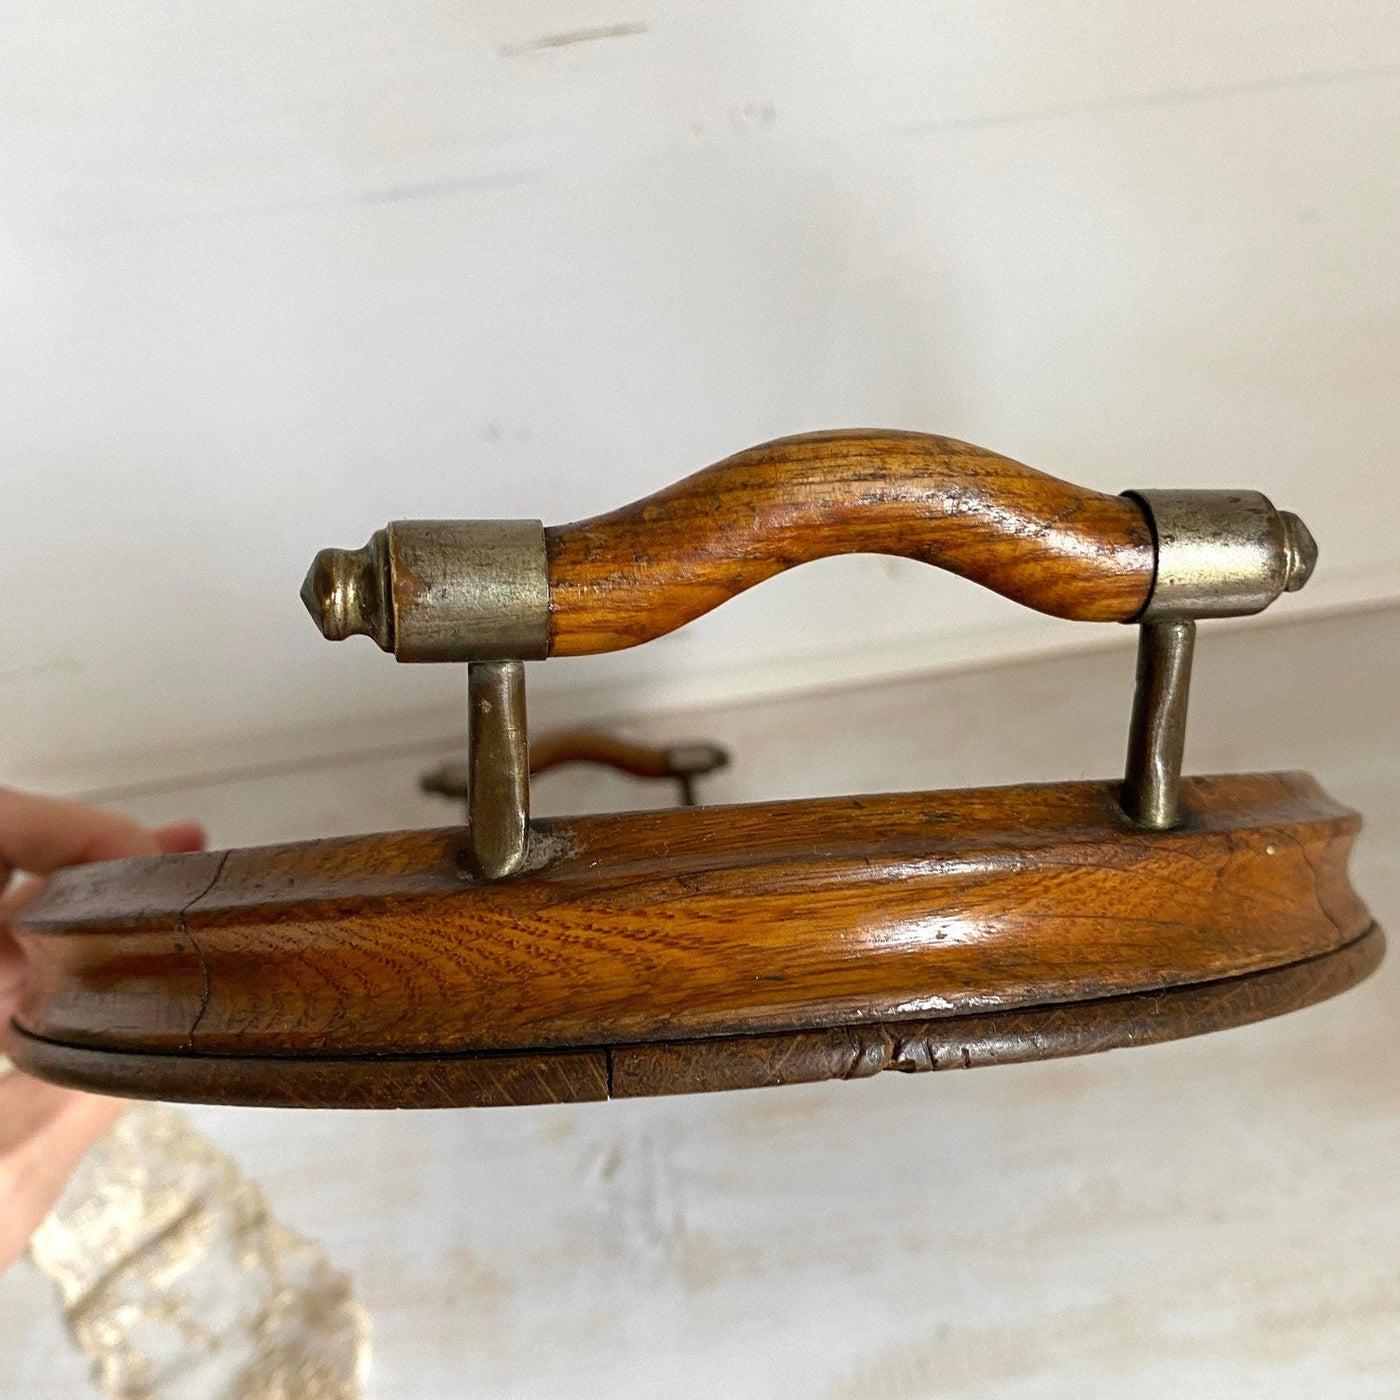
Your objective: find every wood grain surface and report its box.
[11,774,1371,1102]
[545,430,1155,655]
[10,926,1378,1108]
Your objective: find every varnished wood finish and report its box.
[8,927,1382,1108]
[10,774,1372,1108]
[545,431,1155,655]
[611,927,1383,1099]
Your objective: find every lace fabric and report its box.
[26,1095,368,1400]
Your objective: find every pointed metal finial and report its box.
[1280,511,1318,593]
[300,532,393,651]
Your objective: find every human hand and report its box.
[0,788,205,1272]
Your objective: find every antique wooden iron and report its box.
[10,431,1379,1108]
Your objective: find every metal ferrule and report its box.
[301,519,549,662]
[1125,489,1317,621]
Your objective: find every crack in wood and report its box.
[179,850,230,1052]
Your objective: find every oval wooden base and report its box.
[8,929,1382,1107]
[10,772,1378,1108]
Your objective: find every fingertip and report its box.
[154,821,208,855]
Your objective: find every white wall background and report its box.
[2,2,1398,794]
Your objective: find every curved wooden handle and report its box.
[545,430,1154,656]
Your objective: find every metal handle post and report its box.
[1122,619,1196,829]
[466,661,531,879]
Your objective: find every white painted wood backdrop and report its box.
[2,2,1398,795]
